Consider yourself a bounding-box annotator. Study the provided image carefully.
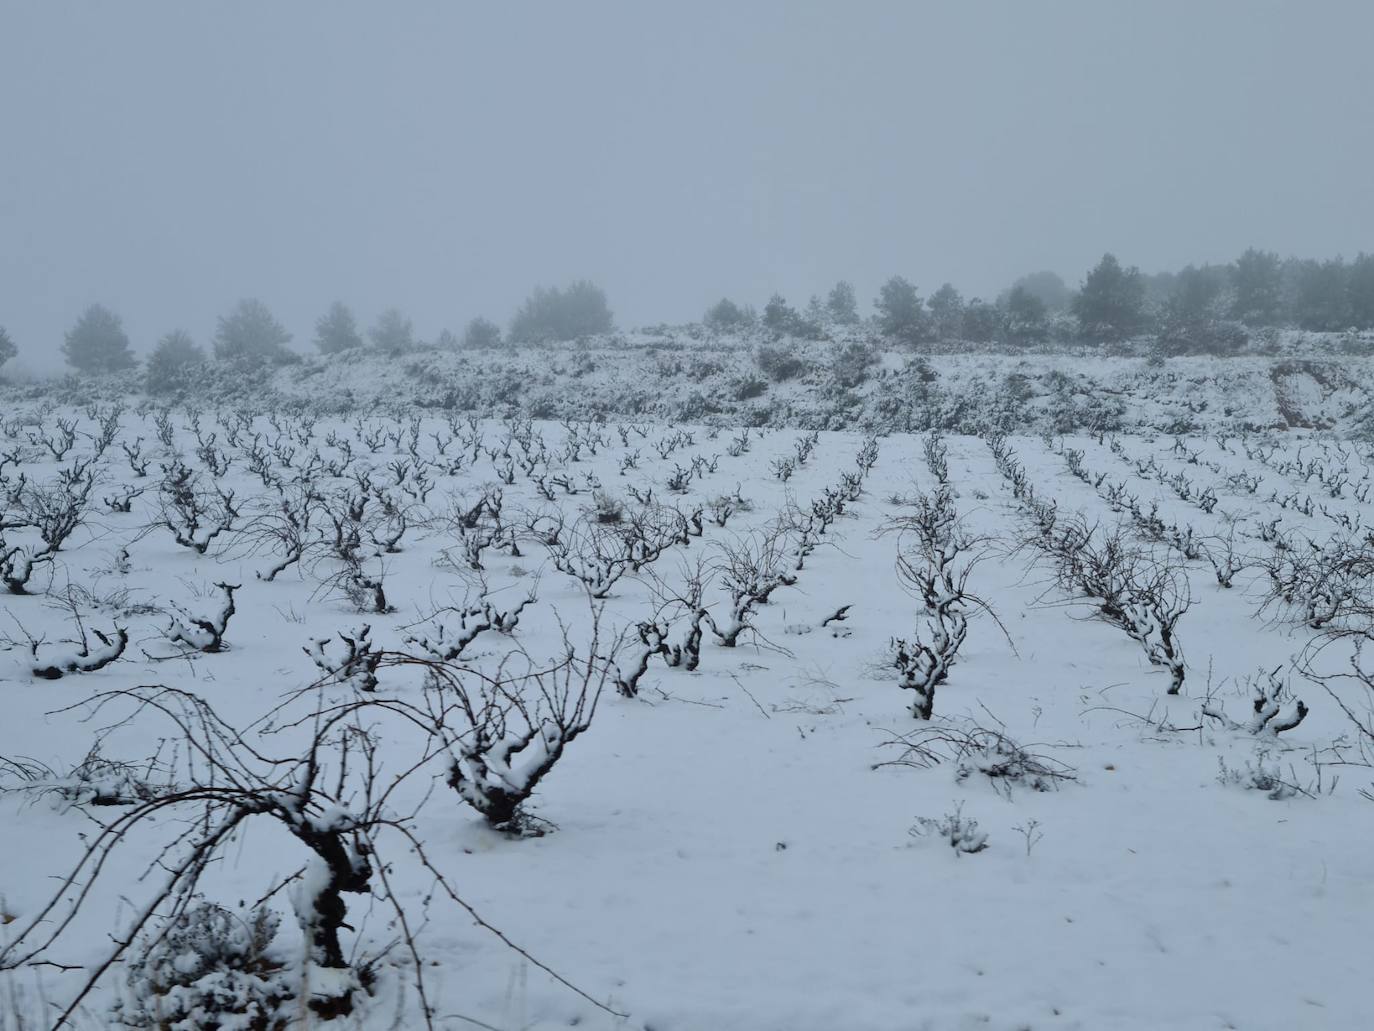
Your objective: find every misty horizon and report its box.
[4,0,1373,370]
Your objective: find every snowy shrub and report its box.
[1215,752,1309,801]
[0,744,169,809]
[305,626,382,693]
[30,625,128,679]
[613,578,710,697]
[1048,520,1190,694]
[157,461,237,555]
[829,341,879,389]
[590,490,624,525]
[1202,666,1308,737]
[165,583,239,653]
[910,803,988,855]
[405,596,535,662]
[876,722,1077,798]
[701,528,799,647]
[436,643,608,835]
[733,376,768,401]
[755,345,806,382]
[0,474,96,594]
[112,901,293,1031]
[885,488,986,719]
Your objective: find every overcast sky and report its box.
[2,0,1372,368]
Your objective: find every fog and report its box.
[2,0,1372,369]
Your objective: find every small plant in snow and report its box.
[1202,665,1309,737]
[590,489,624,524]
[405,595,535,662]
[1215,751,1310,800]
[29,625,128,679]
[875,721,1076,797]
[306,625,383,693]
[111,901,294,1031]
[910,803,988,855]
[165,582,239,653]
[1012,819,1044,857]
[0,744,170,809]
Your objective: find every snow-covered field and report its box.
[2,402,1372,1030]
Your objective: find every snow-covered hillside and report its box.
[9,330,1374,439]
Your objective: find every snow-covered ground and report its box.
[1,402,1372,1030]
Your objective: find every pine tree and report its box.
[826,281,859,324]
[1288,258,1351,331]
[62,304,137,375]
[509,281,613,341]
[462,316,502,348]
[961,299,1001,343]
[704,298,750,330]
[1003,286,1048,343]
[213,299,292,362]
[1071,254,1149,341]
[314,302,364,354]
[1346,253,1374,330]
[369,307,415,353]
[927,283,965,341]
[1229,248,1283,326]
[145,329,205,393]
[0,325,16,371]
[762,294,799,336]
[875,277,927,344]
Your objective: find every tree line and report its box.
[711,249,1374,354]
[0,280,615,392]
[1,248,1371,389]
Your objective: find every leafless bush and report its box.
[1201,521,1249,589]
[1201,665,1309,736]
[1303,631,1374,799]
[425,631,609,836]
[1259,529,1374,630]
[613,565,711,696]
[0,687,434,1021]
[549,519,637,599]
[30,625,128,679]
[883,489,998,718]
[236,484,325,582]
[0,743,171,808]
[157,460,237,556]
[321,496,392,613]
[922,429,949,484]
[876,720,1077,797]
[306,625,383,693]
[405,594,535,662]
[165,582,239,653]
[1215,751,1312,800]
[1049,518,1191,694]
[0,475,96,594]
[701,527,798,647]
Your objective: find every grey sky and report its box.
[2,0,1372,367]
